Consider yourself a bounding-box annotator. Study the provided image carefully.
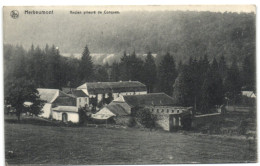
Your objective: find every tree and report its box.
[224,60,242,104]
[79,45,94,82]
[143,51,157,92]
[218,55,227,82]
[172,65,194,106]
[45,45,62,89]
[5,78,45,121]
[159,52,177,96]
[208,58,224,106]
[128,50,144,81]
[119,51,130,81]
[111,62,120,81]
[93,65,109,82]
[242,55,256,91]
[200,77,211,114]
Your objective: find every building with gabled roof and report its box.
[37,88,79,123]
[76,81,147,109]
[106,93,192,131]
[242,91,256,98]
[92,103,129,120]
[67,89,89,108]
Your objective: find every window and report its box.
[157,109,159,113]
[162,109,164,113]
[167,109,169,113]
[177,110,179,113]
[151,108,154,112]
[172,110,174,113]
[85,98,87,102]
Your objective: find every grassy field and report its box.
[5,115,257,165]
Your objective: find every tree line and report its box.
[4,43,255,115]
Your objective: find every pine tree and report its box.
[143,51,157,92]
[79,45,94,83]
[119,51,130,81]
[242,55,256,91]
[172,65,194,107]
[128,50,144,81]
[218,55,227,82]
[209,57,224,106]
[159,52,177,96]
[224,60,242,104]
[111,62,120,81]
[200,77,211,114]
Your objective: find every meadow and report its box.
[5,113,256,165]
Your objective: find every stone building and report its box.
[107,93,193,131]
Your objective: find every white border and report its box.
[0,1,259,166]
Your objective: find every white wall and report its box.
[52,111,79,123]
[77,97,89,108]
[39,103,52,118]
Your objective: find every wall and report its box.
[155,115,171,131]
[39,103,52,118]
[52,111,79,123]
[147,106,191,115]
[77,97,89,108]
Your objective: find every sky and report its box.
[3,5,256,54]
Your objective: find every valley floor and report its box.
[4,115,257,165]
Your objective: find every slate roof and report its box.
[105,103,129,116]
[68,90,88,97]
[122,93,176,108]
[37,88,76,106]
[52,96,77,107]
[77,81,147,94]
[61,87,75,93]
[37,88,62,103]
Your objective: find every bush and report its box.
[134,108,156,128]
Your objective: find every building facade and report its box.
[77,81,147,108]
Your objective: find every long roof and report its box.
[122,93,176,108]
[37,88,67,103]
[77,81,146,94]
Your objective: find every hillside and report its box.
[4,11,255,65]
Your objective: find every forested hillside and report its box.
[4,11,255,65]
[4,10,256,112]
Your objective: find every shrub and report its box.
[134,108,157,128]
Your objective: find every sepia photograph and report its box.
[2,5,257,165]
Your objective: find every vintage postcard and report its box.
[3,5,257,165]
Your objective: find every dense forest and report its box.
[4,11,256,113]
[4,11,255,66]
